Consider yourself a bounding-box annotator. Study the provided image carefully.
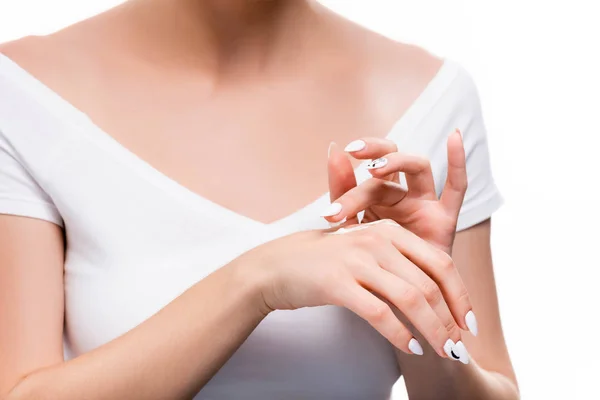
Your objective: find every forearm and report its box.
[6,261,268,400]
[398,346,519,400]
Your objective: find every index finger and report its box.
[320,179,407,223]
[328,142,357,202]
[343,137,398,159]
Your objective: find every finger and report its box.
[320,179,407,223]
[366,153,436,199]
[440,129,467,215]
[326,142,359,225]
[343,137,398,159]
[354,265,452,359]
[370,221,473,333]
[361,209,380,224]
[328,142,357,202]
[374,242,462,343]
[344,138,400,182]
[335,283,423,356]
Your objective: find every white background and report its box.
[1,1,599,398]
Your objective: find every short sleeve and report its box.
[0,133,63,227]
[453,69,503,231]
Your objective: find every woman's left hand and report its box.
[323,129,466,255]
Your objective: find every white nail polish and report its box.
[328,217,347,228]
[452,341,470,364]
[443,339,456,360]
[465,310,478,336]
[320,202,343,217]
[408,338,424,355]
[366,157,388,169]
[344,140,366,152]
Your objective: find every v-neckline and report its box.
[0,53,457,231]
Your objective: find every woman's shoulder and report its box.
[0,33,92,104]
[0,36,50,74]
[0,36,88,171]
[329,13,482,131]
[325,7,441,79]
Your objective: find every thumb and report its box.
[327,142,357,202]
[440,129,468,216]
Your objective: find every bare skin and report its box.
[1,0,440,225]
[0,0,518,399]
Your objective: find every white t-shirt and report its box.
[0,53,502,399]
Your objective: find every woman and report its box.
[0,0,518,398]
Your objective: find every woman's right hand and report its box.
[235,219,473,363]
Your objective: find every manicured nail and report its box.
[328,142,336,158]
[320,202,342,217]
[408,338,424,355]
[344,140,366,152]
[465,310,478,336]
[443,339,457,359]
[452,341,470,364]
[366,157,388,169]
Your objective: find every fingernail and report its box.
[443,339,457,360]
[328,142,336,158]
[465,310,478,336]
[455,128,462,137]
[452,341,470,364]
[366,157,388,169]
[344,140,366,152]
[328,217,347,228]
[320,202,343,217]
[408,338,424,355]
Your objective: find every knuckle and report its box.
[415,156,431,171]
[327,282,351,306]
[437,252,456,274]
[460,177,469,192]
[366,177,386,190]
[353,233,380,249]
[455,286,471,307]
[317,268,347,293]
[382,139,399,153]
[399,286,423,311]
[348,255,375,276]
[446,321,462,341]
[367,231,387,246]
[394,326,412,347]
[433,323,449,344]
[367,302,391,324]
[420,279,443,305]
[355,234,377,248]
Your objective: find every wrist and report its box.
[415,355,518,400]
[226,255,274,318]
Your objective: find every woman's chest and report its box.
[41,54,409,225]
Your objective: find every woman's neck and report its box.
[111,0,325,76]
